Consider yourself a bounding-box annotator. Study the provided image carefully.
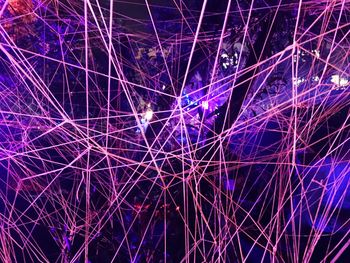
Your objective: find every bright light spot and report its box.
[331,74,348,86]
[312,49,320,58]
[144,108,153,121]
[162,85,166,90]
[221,53,228,59]
[293,77,305,86]
[201,101,209,110]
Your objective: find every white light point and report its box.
[144,108,153,121]
[312,49,320,58]
[331,74,348,87]
[201,101,209,110]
